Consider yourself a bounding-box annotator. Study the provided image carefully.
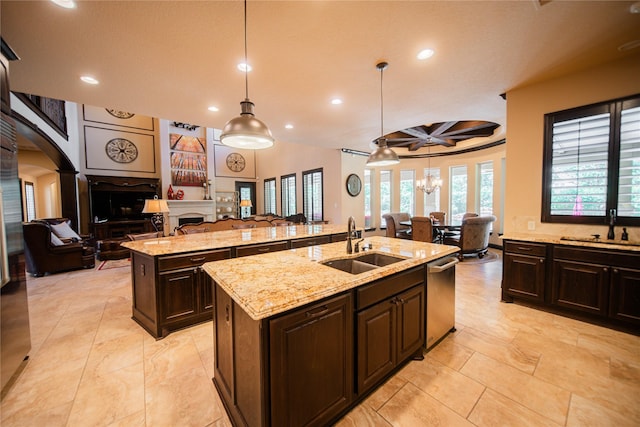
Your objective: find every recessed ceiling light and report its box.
[417,49,435,60]
[208,106,219,112]
[237,63,252,72]
[80,75,99,85]
[331,98,343,105]
[51,0,76,9]
[285,124,293,129]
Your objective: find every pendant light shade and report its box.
[220,99,274,149]
[366,61,399,167]
[220,0,274,150]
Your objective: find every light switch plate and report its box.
[527,221,535,230]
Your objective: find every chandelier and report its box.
[416,146,442,194]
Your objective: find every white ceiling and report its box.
[2,0,639,154]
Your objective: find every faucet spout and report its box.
[347,216,356,254]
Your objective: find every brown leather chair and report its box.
[444,215,496,260]
[382,213,412,239]
[23,222,95,277]
[410,216,435,242]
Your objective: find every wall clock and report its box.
[226,152,246,172]
[105,138,138,163]
[346,173,362,197]
[105,109,135,119]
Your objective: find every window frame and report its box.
[302,168,323,222]
[280,173,297,217]
[541,94,640,226]
[263,177,276,215]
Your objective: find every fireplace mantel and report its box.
[166,200,216,234]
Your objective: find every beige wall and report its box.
[505,55,640,240]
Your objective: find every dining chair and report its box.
[382,213,412,239]
[443,215,496,260]
[429,211,446,224]
[410,216,435,243]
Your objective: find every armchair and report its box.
[23,221,95,277]
[443,215,496,260]
[410,216,435,242]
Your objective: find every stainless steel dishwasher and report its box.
[426,256,459,349]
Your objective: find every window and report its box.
[302,168,323,222]
[422,167,440,215]
[24,181,36,222]
[399,170,415,216]
[379,170,391,226]
[264,178,276,215]
[477,161,493,216]
[364,169,372,228]
[542,94,640,225]
[450,165,467,225]
[281,174,296,217]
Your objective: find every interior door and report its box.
[235,181,256,218]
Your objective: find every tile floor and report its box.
[1,249,639,426]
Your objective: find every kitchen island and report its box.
[121,224,353,338]
[203,236,458,427]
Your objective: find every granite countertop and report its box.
[501,232,640,252]
[121,223,351,256]
[202,236,459,321]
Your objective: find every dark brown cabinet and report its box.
[289,235,331,249]
[236,241,289,257]
[502,239,640,334]
[270,293,353,427]
[502,241,547,303]
[355,268,425,394]
[132,248,231,338]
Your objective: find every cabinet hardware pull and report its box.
[305,306,329,317]
[613,268,619,274]
[603,267,608,273]
[540,259,544,264]
[258,248,270,252]
[517,247,532,251]
[225,304,230,322]
[190,256,206,262]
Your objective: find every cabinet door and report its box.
[552,260,608,316]
[609,267,640,325]
[159,268,198,323]
[356,297,396,394]
[396,285,425,362]
[199,269,214,313]
[270,293,353,427]
[213,284,235,403]
[503,253,545,302]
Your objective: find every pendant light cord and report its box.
[380,65,384,139]
[244,0,249,100]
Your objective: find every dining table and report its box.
[400,219,461,243]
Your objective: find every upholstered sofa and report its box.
[23,220,95,276]
[175,218,284,235]
[444,215,496,260]
[382,212,412,239]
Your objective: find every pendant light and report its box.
[220,0,274,149]
[416,145,443,194]
[366,61,399,167]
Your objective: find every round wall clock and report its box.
[105,109,135,119]
[226,153,246,172]
[346,173,362,197]
[105,138,138,163]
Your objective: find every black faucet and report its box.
[347,216,356,254]
[607,208,616,240]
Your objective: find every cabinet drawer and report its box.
[331,233,349,242]
[158,249,231,272]
[236,241,289,257]
[554,246,640,268]
[356,266,424,310]
[290,235,331,249]
[504,241,547,257]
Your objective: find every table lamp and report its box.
[142,195,170,233]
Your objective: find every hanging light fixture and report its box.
[220,0,274,149]
[416,145,443,194]
[366,62,399,167]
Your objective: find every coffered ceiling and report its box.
[1,1,639,154]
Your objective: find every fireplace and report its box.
[166,200,215,234]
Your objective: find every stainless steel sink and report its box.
[320,252,406,274]
[352,253,406,266]
[321,259,379,274]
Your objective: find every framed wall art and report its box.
[84,126,156,173]
[83,105,155,131]
[170,133,207,187]
[214,144,256,178]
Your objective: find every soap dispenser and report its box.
[621,228,629,241]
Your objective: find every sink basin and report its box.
[320,252,406,274]
[321,259,379,274]
[352,253,406,266]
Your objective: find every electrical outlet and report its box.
[527,221,535,230]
